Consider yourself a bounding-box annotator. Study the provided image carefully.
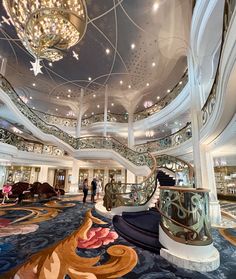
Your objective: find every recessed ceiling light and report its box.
[157,96,160,100]
[56,108,58,111]
[56,96,59,99]
[67,94,71,98]
[88,77,92,81]
[84,114,87,117]
[91,112,94,115]
[32,83,36,87]
[111,103,114,106]
[68,89,71,93]
[146,83,150,87]
[106,48,110,54]
[32,106,35,109]
[120,80,123,85]
[167,89,170,93]
[97,104,100,108]
[153,2,159,12]
[29,96,32,100]
[48,62,53,67]
[108,110,110,113]
[93,94,96,98]
[128,85,131,89]
[162,130,165,133]
[152,62,156,67]
[174,121,178,125]
[131,43,135,49]
[179,81,183,85]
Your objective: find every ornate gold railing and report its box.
[135,123,192,153]
[159,187,212,245]
[103,154,194,210]
[0,74,157,209]
[201,0,236,125]
[35,110,129,127]
[0,127,67,156]
[103,153,157,210]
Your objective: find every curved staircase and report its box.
[113,209,162,253]
[156,170,176,186]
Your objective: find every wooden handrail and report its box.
[160,186,210,193]
[155,204,197,237]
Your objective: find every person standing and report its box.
[96,179,102,200]
[91,178,97,203]
[1,184,12,204]
[82,178,89,203]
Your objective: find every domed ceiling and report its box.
[0,0,193,118]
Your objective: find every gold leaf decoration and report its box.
[4,209,138,279]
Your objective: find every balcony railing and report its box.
[0,127,67,156]
[33,71,188,128]
[201,0,236,125]
[159,187,212,245]
[134,71,188,121]
[135,122,192,153]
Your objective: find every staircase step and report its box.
[122,210,161,235]
[113,215,162,253]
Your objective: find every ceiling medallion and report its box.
[3,0,87,75]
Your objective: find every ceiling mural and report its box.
[0,0,193,118]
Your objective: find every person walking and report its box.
[91,178,97,203]
[82,178,89,203]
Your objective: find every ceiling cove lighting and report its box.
[3,0,87,74]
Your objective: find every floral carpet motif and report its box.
[0,196,236,278]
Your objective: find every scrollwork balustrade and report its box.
[201,0,236,125]
[159,187,212,245]
[0,128,66,156]
[134,72,188,121]
[135,122,192,153]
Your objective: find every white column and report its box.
[76,89,84,137]
[128,113,135,148]
[0,57,7,76]
[70,159,79,193]
[200,147,222,225]
[38,166,49,183]
[47,169,55,186]
[29,167,36,184]
[104,168,109,185]
[0,166,6,189]
[127,170,135,184]
[103,85,108,137]
[188,54,203,189]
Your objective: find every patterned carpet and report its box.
[0,196,236,278]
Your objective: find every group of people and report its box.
[82,177,102,204]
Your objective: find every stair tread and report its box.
[113,215,162,252]
[122,210,161,234]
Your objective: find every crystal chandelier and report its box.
[3,0,87,63]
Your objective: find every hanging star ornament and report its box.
[72,50,79,60]
[30,57,43,76]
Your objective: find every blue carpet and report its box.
[0,198,236,278]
